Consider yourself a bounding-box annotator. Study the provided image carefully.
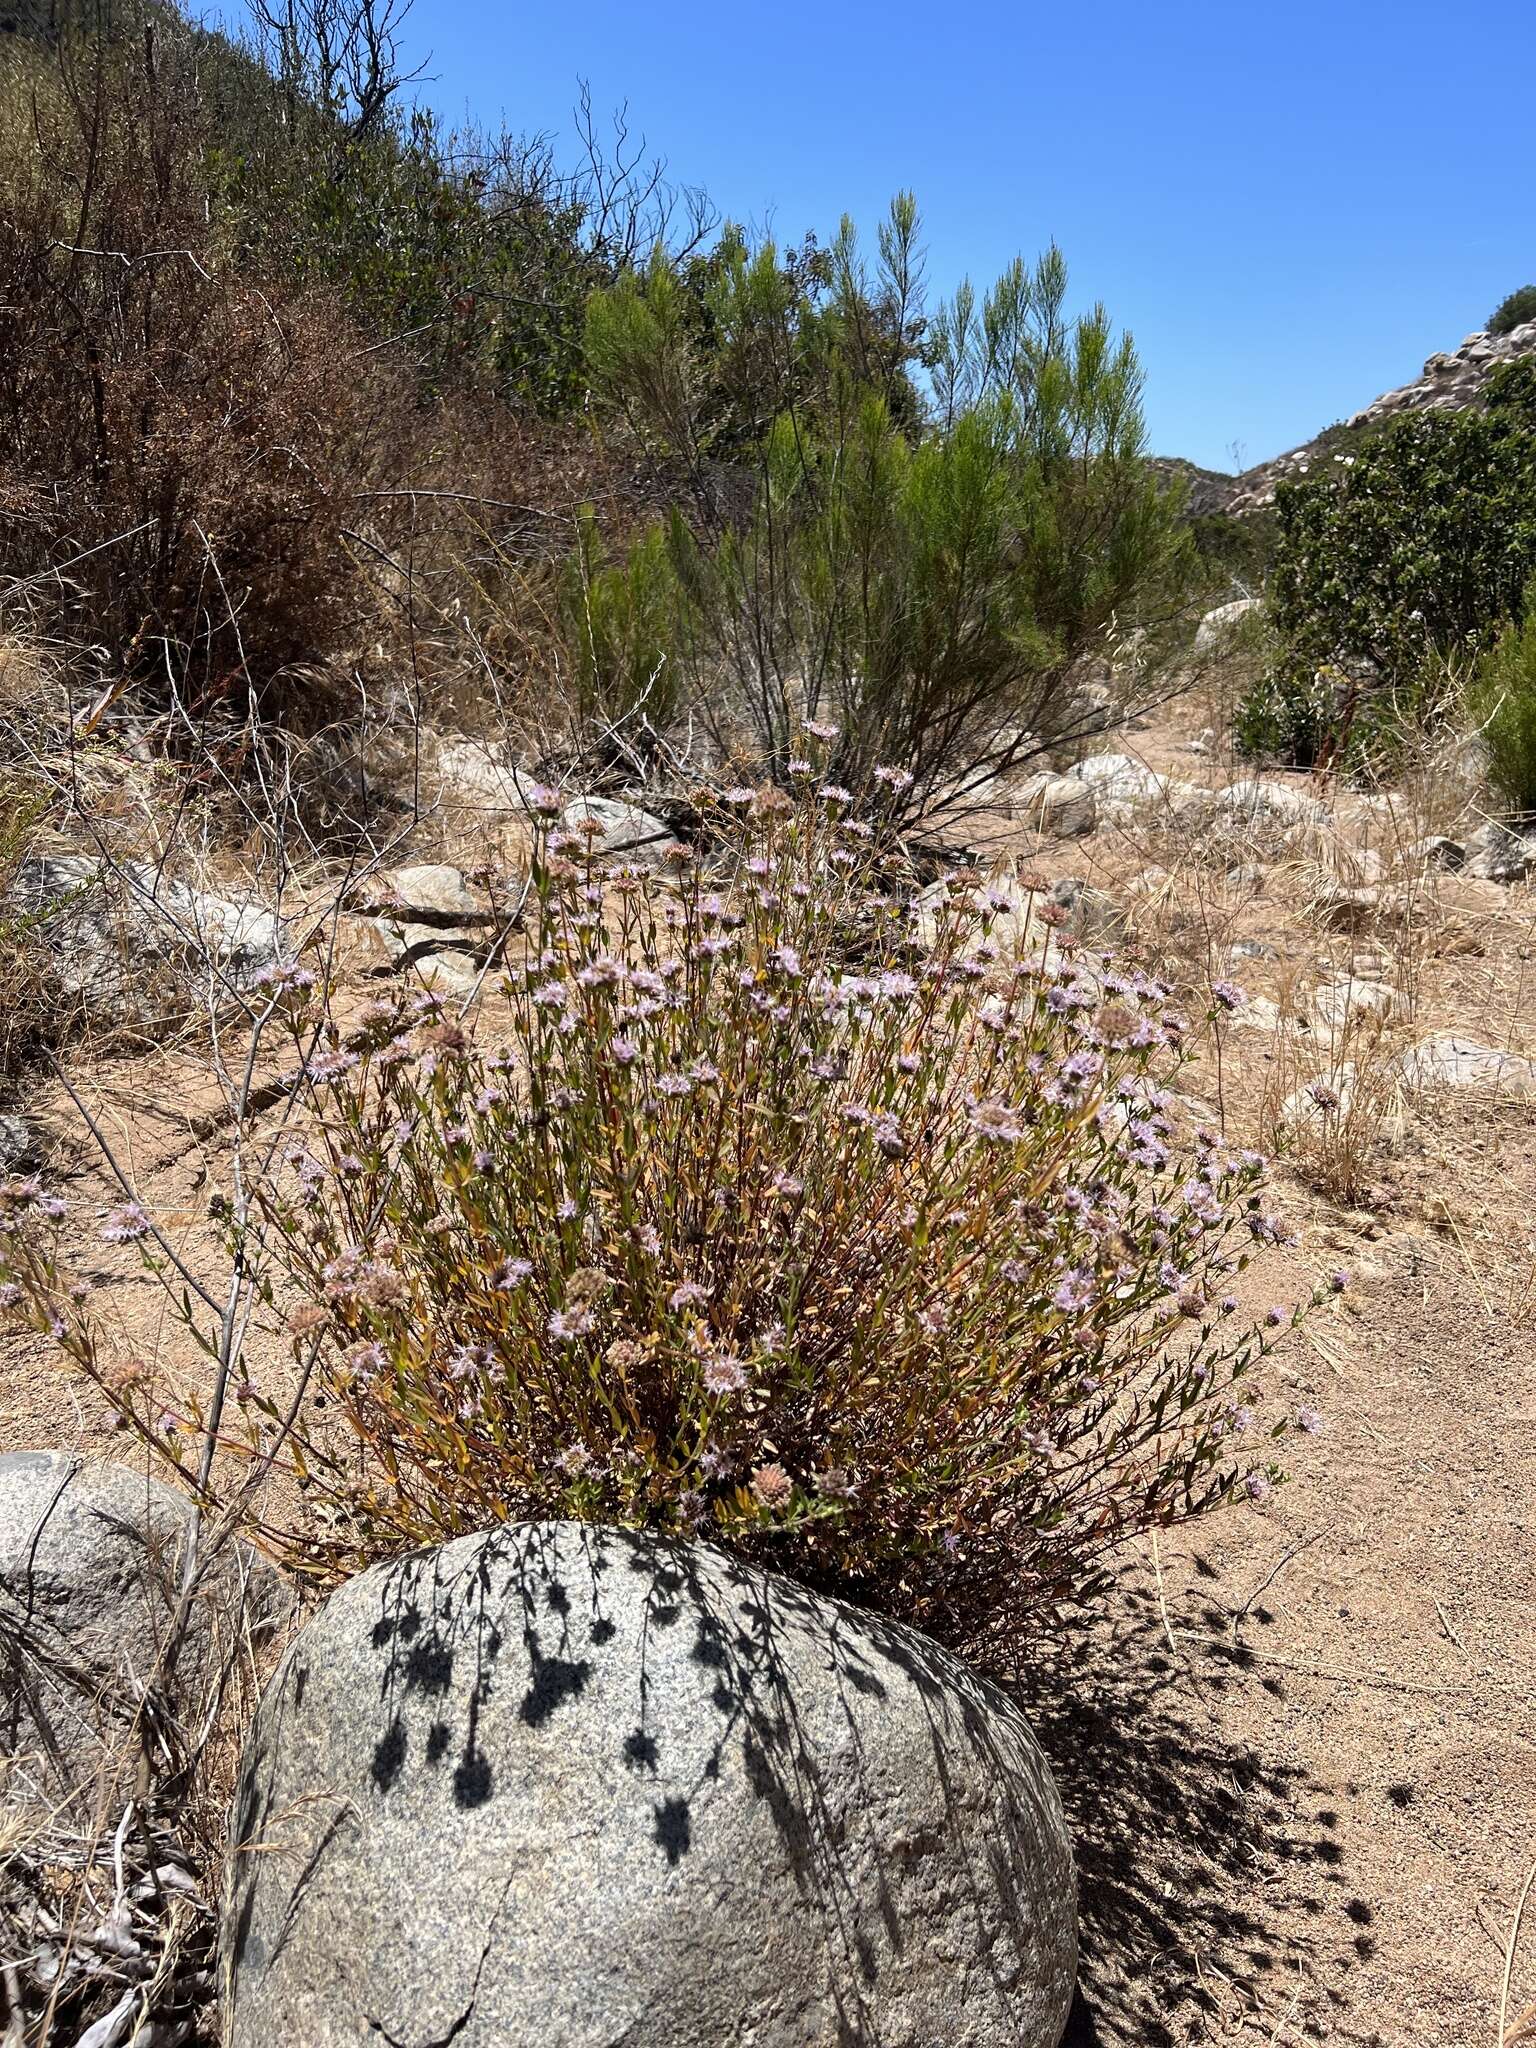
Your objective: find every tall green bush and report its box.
[1489,284,1536,338]
[578,215,1193,815]
[1471,574,1536,816]
[1244,362,1536,769]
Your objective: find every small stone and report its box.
[1313,978,1398,1031]
[1070,752,1167,805]
[561,796,673,866]
[0,1452,287,1810]
[1049,875,1123,940]
[1194,597,1263,654]
[1463,821,1536,883]
[10,856,285,1005]
[1394,1034,1536,1097]
[1409,834,1464,871]
[1012,771,1098,838]
[357,865,489,925]
[1313,883,1412,932]
[0,1114,35,1174]
[1279,1065,1358,1127]
[1216,777,1329,828]
[1231,995,1282,1034]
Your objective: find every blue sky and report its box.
[396,0,1531,470]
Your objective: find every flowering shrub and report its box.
[0,766,1324,1655]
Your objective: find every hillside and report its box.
[1188,316,1536,516]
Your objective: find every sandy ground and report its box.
[4,703,1535,2046]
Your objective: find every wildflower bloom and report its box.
[1329,1268,1349,1293]
[750,1462,794,1506]
[967,1098,1024,1144]
[306,1044,362,1085]
[101,1202,151,1244]
[1210,979,1247,1012]
[254,959,316,994]
[1052,1266,1095,1313]
[701,1351,748,1396]
[547,1306,595,1342]
[1297,1405,1325,1434]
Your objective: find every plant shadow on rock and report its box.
[225,1521,1075,2044]
[1013,1557,1361,2046]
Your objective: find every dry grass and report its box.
[0,1497,292,2048]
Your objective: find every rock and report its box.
[1070,752,1166,805]
[223,1521,1077,2048]
[1127,864,1170,896]
[1337,844,1386,886]
[0,1114,35,1174]
[1393,1034,1536,1097]
[1222,319,1536,516]
[357,864,489,925]
[354,863,497,993]
[1012,771,1098,838]
[1066,754,1205,822]
[1231,995,1283,1034]
[1463,820,1536,883]
[935,768,1012,821]
[562,796,672,866]
[433,738,539,811]
[1314,883,1384,931]
[366,919,486,993]
[1194,597,1263,655]
[1312,977,1399,1032]
[11,856,284,1006]
[0,1451,287,1807]
[1215,777,1329,829]
[914,877,1073,975]
[1409,834,1464,872]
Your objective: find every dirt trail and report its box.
[1037,1218,1536,2045]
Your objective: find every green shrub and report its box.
[1,779,1328,1656]
[1247,362,1536,769]
[1471,575,1536,815]
[1489,284,1536,338]
[579,221,1195,814]
[560,508,688,734]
